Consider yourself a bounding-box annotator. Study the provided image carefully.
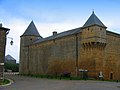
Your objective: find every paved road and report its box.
[0,74,120,90]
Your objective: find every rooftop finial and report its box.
[92,9,94,14]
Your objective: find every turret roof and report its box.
[22,21,40,36]
[82,11,106,28]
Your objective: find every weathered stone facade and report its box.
[0,24,9,82]
[20,12,120,80]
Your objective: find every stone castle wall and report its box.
[104,32,120,80]
[78,31,120,80]
[20,30,120,80]
[28,35,78,76]
[19,35,39,74]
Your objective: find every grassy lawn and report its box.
[19,74,119,82]
[19,74,95,80]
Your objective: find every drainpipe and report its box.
[27,45,29,75]
[75,34,78,77]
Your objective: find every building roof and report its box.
[24,12,120,46]
[0,23,10,32]
[106,30,120,37]
[21,21,40,37]
[33,27,81,45]
[5,54,16,61]
[82,11,106,28]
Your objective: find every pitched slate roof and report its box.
[21,21,40,37]
[0,24,10,31]
[5,54,16,61]
[33,27,81,45]
[82,11,106,28]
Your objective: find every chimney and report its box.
[53,31,57,36]
[0,24,2,27]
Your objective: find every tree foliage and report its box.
[4,63,19,72]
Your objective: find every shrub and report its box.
[0,79,10,85]
[4,63,19,72]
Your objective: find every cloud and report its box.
[4,15,120,62]
[1,1,120,62]
[5,18,29,62]
[36,21,83,37]
[4,17,83,62]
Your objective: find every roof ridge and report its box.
[32,27,81,45]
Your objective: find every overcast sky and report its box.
[0,0,120,62]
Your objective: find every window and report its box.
[110,72,113,79]
[88,28,89,31]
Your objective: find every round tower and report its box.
[80,11,107,79]
[19,21,43,74]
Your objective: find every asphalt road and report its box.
[0,74,120,90]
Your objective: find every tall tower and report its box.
[19,21,42,74]
[80,11,107,78]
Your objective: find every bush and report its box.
[0,79,10,85]
[4,63,19,72]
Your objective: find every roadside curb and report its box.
[0,78,14,87]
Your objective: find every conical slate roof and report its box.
[82,11,106,28]
[22,21,40,36]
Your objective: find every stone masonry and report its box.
[0,24,9,82]
[20,12,120,80]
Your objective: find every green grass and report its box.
[19,74,90,80]
[19,74,119,82]
[0,79,10,85]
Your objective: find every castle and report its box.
[20,12,120,80]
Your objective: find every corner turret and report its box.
[20,21,43,46]
[19,21,43,74]
[80,12,107,78]
[81,11,107,49]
